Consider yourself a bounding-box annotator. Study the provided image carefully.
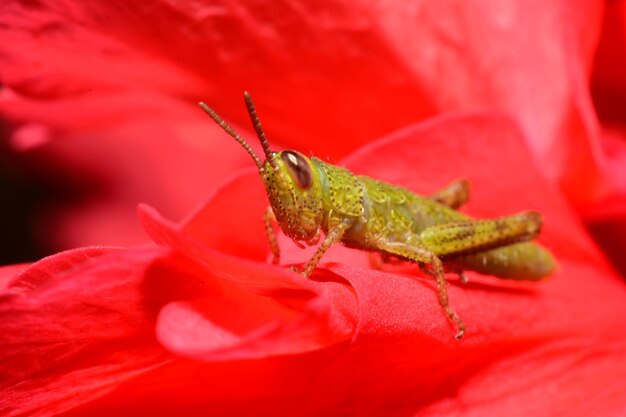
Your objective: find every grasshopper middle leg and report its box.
[429,179,470,210]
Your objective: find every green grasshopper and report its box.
[199,92,557,339]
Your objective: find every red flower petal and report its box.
[305,262,626,417]
[60,347,347,417]
[0,263,29,290]
[587,1,626,276]
[593,0,626,122]
[138,203,356,360]
[0,247,172,417]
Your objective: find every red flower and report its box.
[2,1,626,415]
[2,114,626,416]
[2,0,626,265]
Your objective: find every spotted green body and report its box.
[268,156,554,280]
[199,92,557,339]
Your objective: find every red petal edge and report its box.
[137,203,357,361]
[0,247,172,417]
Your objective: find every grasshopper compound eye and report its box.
[281,151,312,189]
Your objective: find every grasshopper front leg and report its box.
[264,207,280,264]
[295,219,354,277]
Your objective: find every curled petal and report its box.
[138,203,357,360]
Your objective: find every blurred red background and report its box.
[1,0,625,276]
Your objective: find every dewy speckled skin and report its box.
[199,92,557,339]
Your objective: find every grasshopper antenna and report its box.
[198,101,263,170]
[243,91,279,171]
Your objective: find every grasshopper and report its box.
[199,92,557,339]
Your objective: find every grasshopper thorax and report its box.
[262,150,323,243]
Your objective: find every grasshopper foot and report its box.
[452,313,467,339]
[455,328,466,340]
[288,265,302,274]
[288,265,310,277]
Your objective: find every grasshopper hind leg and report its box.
[375,238,466,339]
[375,211,542,338]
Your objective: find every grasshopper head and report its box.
[261,150,323,242]
[199,92,323,243]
